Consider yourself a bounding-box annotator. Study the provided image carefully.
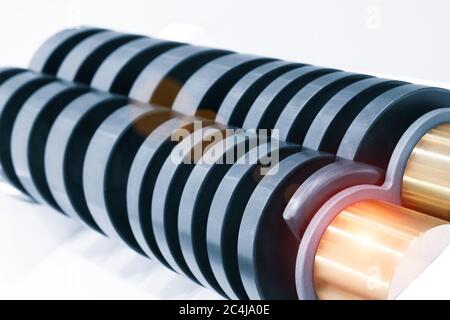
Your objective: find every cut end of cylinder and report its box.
[313,200,450,300]
[403,122,450,221]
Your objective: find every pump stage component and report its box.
[11,81,89,210]
[292,109,450,300]
[0,71,53,192]
[151,124,227,278]
[83,104,173,253]
[127,116,207,264]
[206,142,300,299]
[0,27,448,300]
[45,92,129,229]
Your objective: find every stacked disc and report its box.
[0,27,449,300]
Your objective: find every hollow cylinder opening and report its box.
[403,123,450,221]
[313,200,450,300]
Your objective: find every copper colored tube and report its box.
[314,200,450,300]
[402,123,450,221]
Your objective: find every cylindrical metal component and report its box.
[402,123,450,221]
[0,26,447,301]
[314,200,450,300]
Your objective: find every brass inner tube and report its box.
[403,123,450,221]
[314,200,450,300]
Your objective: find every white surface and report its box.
[0,182,221,300]
[0,182,447,300]
[1,0,450,84]
[0,0,449,299]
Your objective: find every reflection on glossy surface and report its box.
[314,200,450,300]
[403,123,450,221]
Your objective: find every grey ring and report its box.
[30,27,104,73]
[275,72,369,143]
[45,91,127,226]
[242,66,335,130]
[238,150,334,299]
[0,68,25,86]
[127,116,198,265]
[91,37,171,91]
[172,54,271,117]
[0,68,26,180]
[91,38,186,92]
[178,132,260,294]
[216,60,300,126]
[11,82,88,209]
[283,160,384,239]
[0,72,53,192]
[129,46,230,104]
[207,142,299,299]
[302,78,405,153]
[151,125,223,280]
[57,30,130,81]
[83,104,171,253]
[337,84,450,169]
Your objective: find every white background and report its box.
[0,0,449,299]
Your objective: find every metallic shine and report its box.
[403,123,450,221]
[314,200,450,300]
